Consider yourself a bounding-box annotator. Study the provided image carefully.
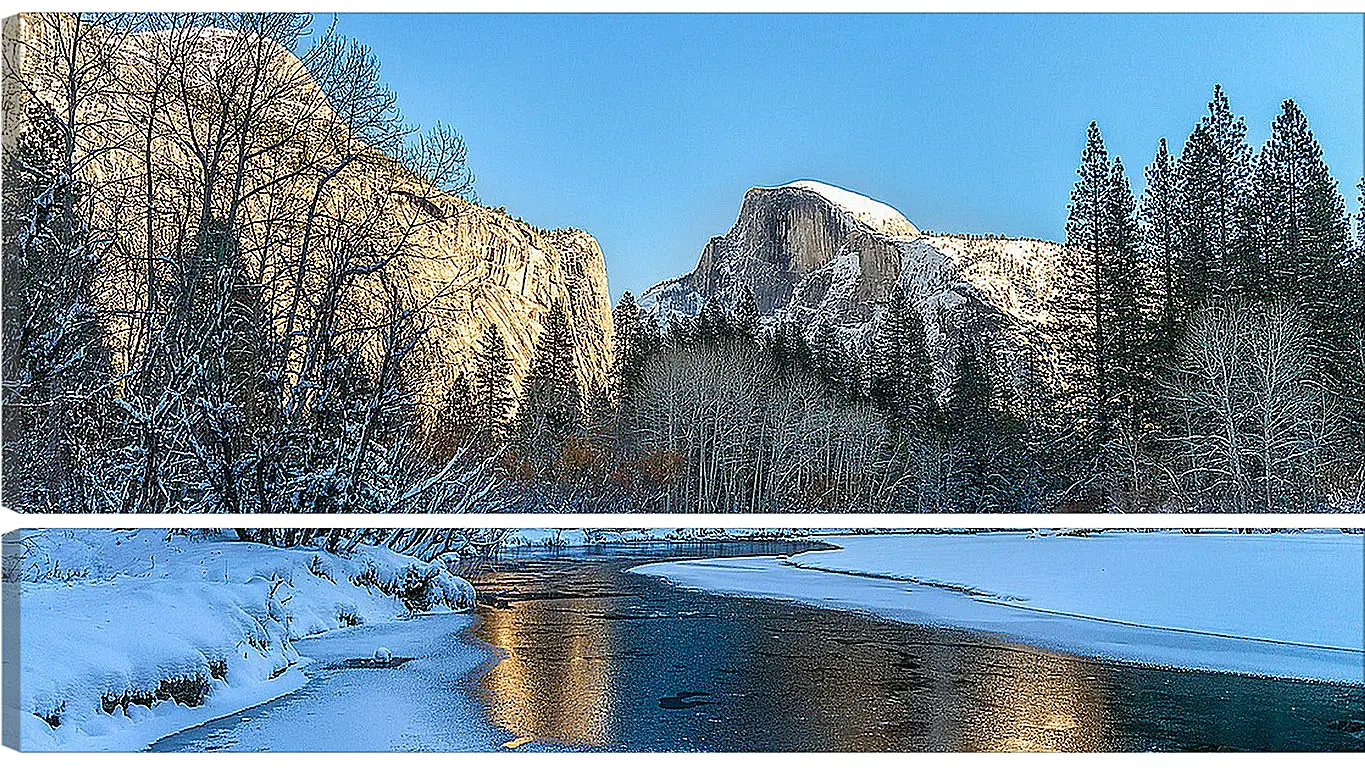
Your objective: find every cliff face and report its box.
[404,198,615,400]
[3,14,614,407]
[642,180,1071,400]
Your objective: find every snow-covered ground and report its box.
[6,529,477,751]
[631,531,1365,683]
[502,527,830,548]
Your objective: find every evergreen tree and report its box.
[472,324,514,447]
[1102,156,1149,432]
[1063,122,1114,444]
[175,216,279,513]
[665,314,694,345]
[732,286,760,340]
[867,285,936,432]
[516,303,583,455]
[1175,84,1254,312]
[1,101,111,512]
[1248,100,1351,348]
[768,318,814,373]
[1345,178,1365,442]
[697,296,730,341]
[943,344,994,513]
[1355,177,1365,329]
[1138,136,1184,431]
[611,291,646,398]
[638,312,664,356]
[811,320,851,399]
[429,372,476,461]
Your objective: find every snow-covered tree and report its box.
[732,286,760,340]
[1163,300,1343,512]
[1,101,112,513]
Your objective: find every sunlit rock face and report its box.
[642,180,1072,402]
[409,202,616,399]
[2,13,615,404]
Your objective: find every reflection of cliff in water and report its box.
[465,547,1364,752]
[473,571,621,746]
[745,604,1112,751]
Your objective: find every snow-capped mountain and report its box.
[641,180,1074,400]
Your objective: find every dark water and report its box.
[152,542,1365,752]
[465,542,1365,752]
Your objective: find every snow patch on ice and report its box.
[631,531,1365,683]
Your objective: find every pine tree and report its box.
[811,320,849,399]
[697,296,730,341]
[516,303,583,455]
[666,314,694,345]
[867,285,936,433]
[1355,177,1365,328]
[1140,138,1181,334]
[472,324,514,447]
[176,216,278,513]
[732,286,760,340]
[768,319,813,373]
[1,101,111,512]
[1175,84,1254,312]
[1345,178,1365,442]
[1102,156,1148,431]
[611,291,645,398]
[1063,122,1114,445]
[1248,100,1351,349]
[429,372,475,461]
[943,344,994,513]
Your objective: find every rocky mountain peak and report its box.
[642,181,1072,405]
[765,180,921,238]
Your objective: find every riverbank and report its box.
[631,531,1365,683]
[6,529,476,751]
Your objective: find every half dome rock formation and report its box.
[642,180,1073,401]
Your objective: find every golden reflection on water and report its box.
[744,609,1115,751]
[471,561,1118,752]
[476,593,617,747]
[951,644,1112,751]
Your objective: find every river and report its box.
[151,542,1365,752]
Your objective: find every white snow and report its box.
[10,529,476,751]
[631,531,1365,684]
[773,180,920,237]
[502,527,830,548]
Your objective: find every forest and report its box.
[603,87,1365,514]
[4,13,1364,515]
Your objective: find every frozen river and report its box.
[152,542,1365,751]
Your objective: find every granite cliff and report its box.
[2,13,614,410]
[642,180,1073,400]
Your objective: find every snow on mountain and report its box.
[776,180,921,237]
[641,180,1072,401]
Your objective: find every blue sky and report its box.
[323,13,1363,300]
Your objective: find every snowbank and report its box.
[502,527,828,548]
[631,531,1365,683]
[7,529,476,751]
